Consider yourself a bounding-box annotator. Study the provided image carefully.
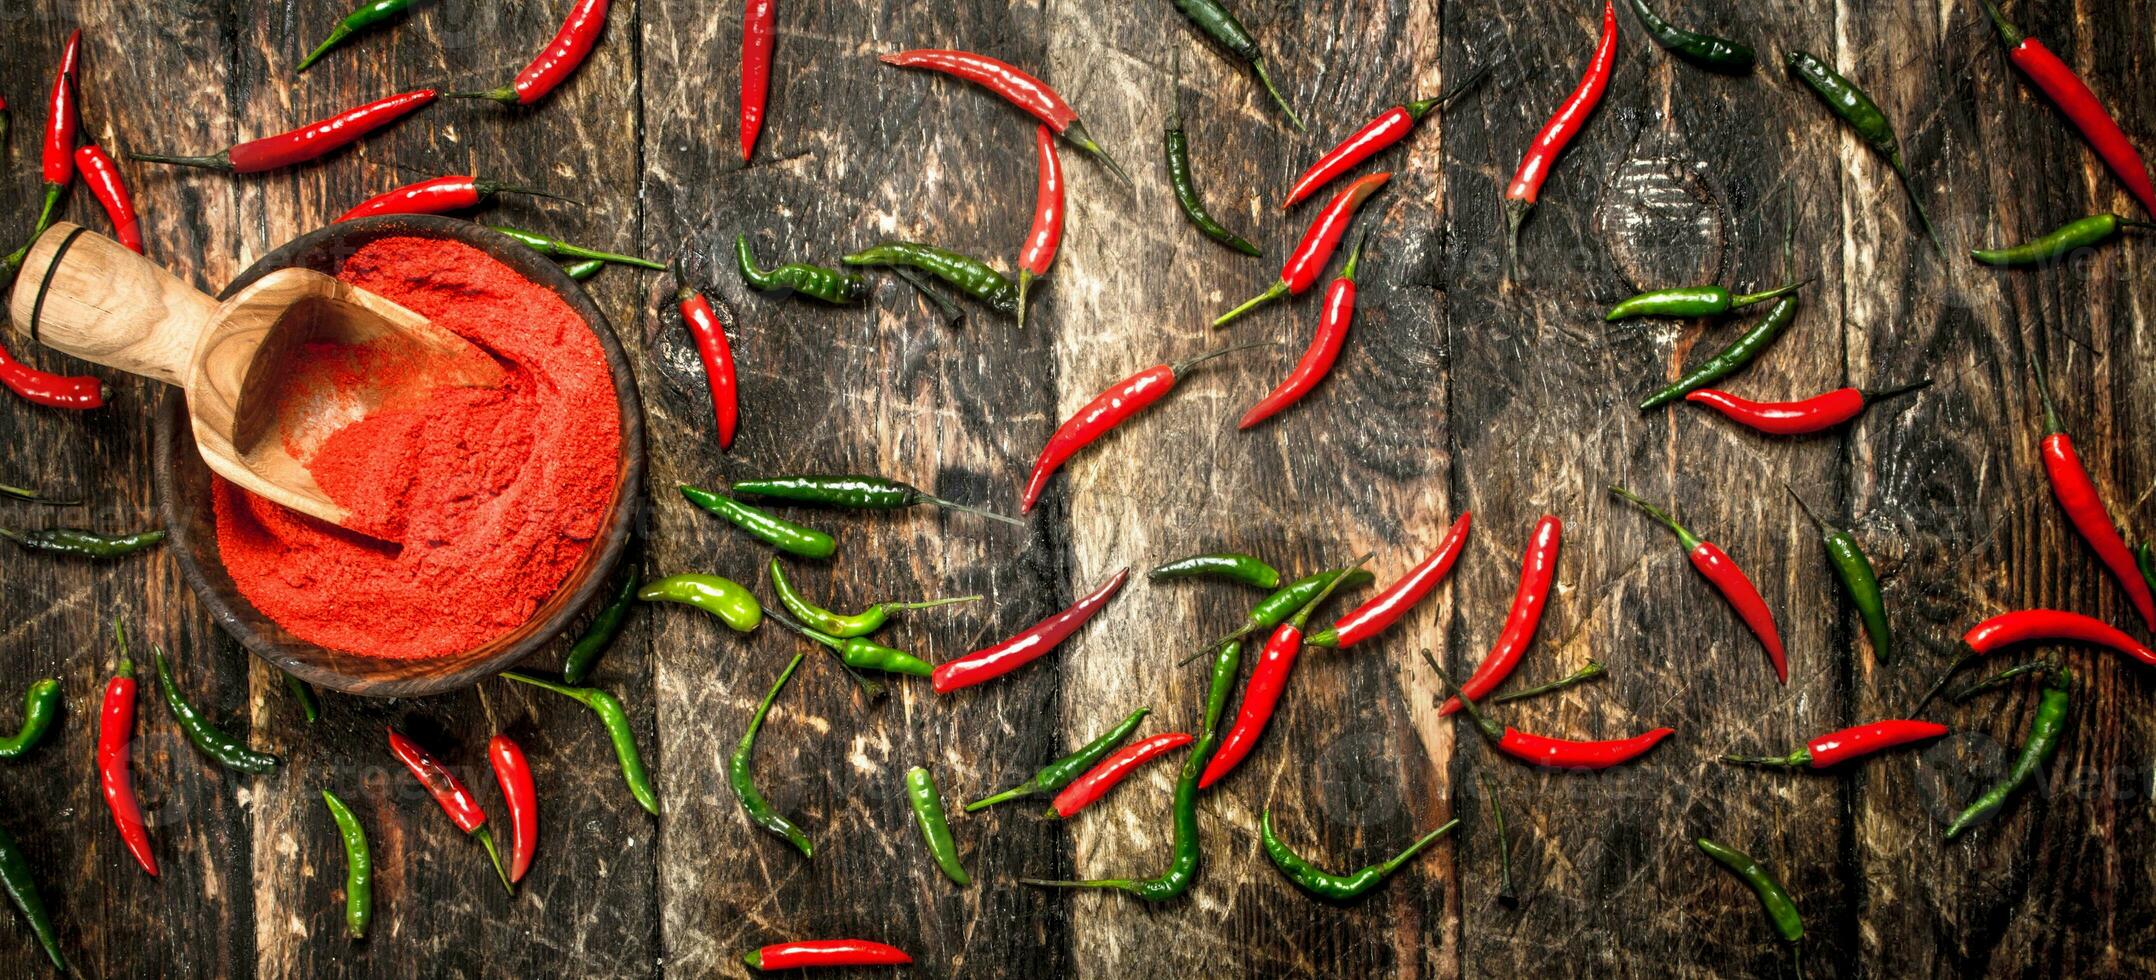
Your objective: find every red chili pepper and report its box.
[1200,561,1366,789]
[457,0,610,105]
[675,267,741,450]
[337,175,558,222]
[1440,514,1562,715]
[1611,486,1786,683]
[1015,124,1065,331]
[1684,380,1929,436]
[99,626,157,877]
[132,89,437,172]
[879,48,1130,185]
[1279,71,1484,209]
[1215,172,1391,327]
[1049,732,1193,818]
[1020,344,1262,512]
[386,727,513,892]
[34,31,82,235]
[1726,720,1949,769]
[740,0,776,161]
[1975,0,2156,215]
[743,939,913,971]
[73,145,141,252]
[487,734,538,884]
[1239,237,1363,429]
[2033,369,2156,631]
[932,568,1128,693]
[1502,0,1617,276]
[1307,511,1473,649]
[0,342,107,410]
[1429,651,1673,770]
[1964,608,2156,667]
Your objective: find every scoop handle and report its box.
[6,223,215,387]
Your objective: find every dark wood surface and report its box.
[1,1,2152,976]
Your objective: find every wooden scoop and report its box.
[5,223,505,532]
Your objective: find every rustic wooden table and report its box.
[2,1,2152,976]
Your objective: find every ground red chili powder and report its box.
[212,236,619,659]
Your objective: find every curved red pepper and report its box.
[1806,720,1948,768]
[1963,608,2156,667]
[388,728,488,833]
[880,49,1127,183]
[1282,104,1424,209]
[1216,172,1390,327]
[488,734,538,884]
[475,0,610,105]
[1198,622,1304,789]
[932,569,1128,693]
[1441,514,1561,715]
[74,145,142,252]
[744,939,912,971]
[1685,380,1928,436]
[1049,732,1192,818]
[2039,398,2156,631]
[1502,0,1616,267]
[741,0,776,161]
[337,175,546,222]
[99,660,157,877]
[1977,0,2155,215]
[0,342,107,410]
[1021,346,1257,512]
[1015,124,1064,330]
[1239,238,1362,429]
[134,89,438,172]
[1498,726,1673,769]
[1308,511,1473,649]
[1612,486,1785,682]
[676,278,740,450]
[34,31,81,232]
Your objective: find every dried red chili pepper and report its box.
[386,727,513,892]
[1307,511,1473,650]
[743,939,912,971]
[458,0,610,105]
[337,175,559,222]
[1724,720,1948,769]
[1685,380,1928,436]
[1239,237,1363,429]
[1611,485,1786,683]
[1049,732,1193,818]
[1016,125,1064,330]
[740,0,776,161]
[133,89,437,172]
[880,48,1130,185]
[1502,0,1617,277]
[32,31,82,237]
[1279,70,1485,209]
[674,264,741,450]
[1199,559,1366,789]
[487,734,538,884]
[73,145,141,252]
[0,343,106,410]
[99,621,156,877]
[931,569,1128,693]
[1215,172,1390,327]
[2033,363,2156,631]
[1440,514,1561,715]
[1021,344,1263,512]
[1428,652,1674,769]
[1974,0,2155,215]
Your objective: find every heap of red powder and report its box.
[212,236,619,660]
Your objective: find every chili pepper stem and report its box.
[1249,59,1304,132]
[0,483,78,506]
[1213,283,1289,327]
[1061,121,1133,189]
[296,29,353,72]
[473,826,514,894]
[446,86,521,104]
[1721,750,1809,768]
[1421,650,1505,743]
[1171,340,1272,376]
[891,266,966,326]
[1949,659,2054,704]
[1728,278,1811,308]
[1502,200,1531,284]
[1911,651,1977,714]
[889,595,984,613]
[1863,378,1933,405]
[1973,0,2025,50]
[1490,660,1608,705]
[765,609,886,699]
[1477,771,1517,906]
[128,151,234,171]
[1016,270,1034,331]
[965,785,1033,812]
[32,185,64,238]
[917,493,1025,526]
[1609,485,1704,550]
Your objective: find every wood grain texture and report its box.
[1,1,2152,977]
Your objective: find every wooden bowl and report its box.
[154,216,645,697]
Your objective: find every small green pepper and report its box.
[730,654,812,857]
[282,674,321,725]
[565,568,639,685]
[154,648,279,774]
[1624,0,1755,72]
[1147,551,1281,590]
[320,789,372,939]
[0,679,60,760]
[296,0,413,72]
[0,527,164,559]
[766,608,933,677]
[766,559,978,638]
[679,485,837,559]
[736,235,869,304]
[1260,810,1457,901]
[1971,213,2149,266]
[842,242,1019,316]
[906,766,970,886]
[0,820,67,970]
[1785,51,1936,243]
[1604,280,1805,321]
[1946,667,2072,838]
[500,672,661,815]
[1181,566,1375,665]
[1789,490,1892,663]
[492,226,666,269]
[562,259,604,281]
[967,706,1150,811]
[638,573,763,631]
[1696,837,1803,971]
[729,474,1021,525]
[0,483,77,506]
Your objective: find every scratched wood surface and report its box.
[0,0,2151,976]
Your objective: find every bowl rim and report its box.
[155,215,645,697]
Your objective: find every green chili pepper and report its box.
[500,672,661,815]
[1490,660,1607,705]
[1624,0,1754,72]
[906,766,970,886]
[967,706,1150,811]
[638,574,764,631]
[679,485,837,559]
[1604,280,1805,321]
[842,242,1018,316]
[0,483,77,506]
[729,654,812,857]
[154,648,279,774]
[0,527,164,559]
[2139,542,2154,597]
[1147,551,1281,590]
[1696,837,1804,958]
[1260,810,1457,901]
[1477,771,1518,905]
[0,679,59,761]
[736,235,869,304]
[1169,0,1302,129]
[283,674,321,725]
[1165,48,1263,257]
[1788,490,1892,663]
[766,559,978,638]
[1180,566,1375,665]
[1946,667,2072,838]
[1949,660,2055,704]
[729,474,1020,525]
[493,226,667,270]
[1971,213,2149,266]
[766,608,934,677]
[1785,52,1936,243]
[564,568,639,685]
[562,259,604,281]
[319,789,372,940]
[1639,287,1799,408]
[0,820,66,971]
[891,265,967,327]
[296,0,412,71]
